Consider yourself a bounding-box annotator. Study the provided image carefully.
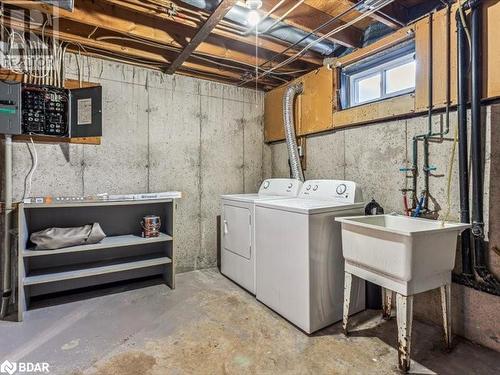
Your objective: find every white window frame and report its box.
[347,53,416,108]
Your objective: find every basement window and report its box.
[340,41,416,108]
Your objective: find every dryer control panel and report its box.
[299,180,363,203]
[258,178,303,197]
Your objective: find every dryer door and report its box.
[223,204,251,259]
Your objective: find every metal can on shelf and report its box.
[141,215,161,238]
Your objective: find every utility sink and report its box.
[336,215,471,295]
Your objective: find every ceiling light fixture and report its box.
[245,0,262,26]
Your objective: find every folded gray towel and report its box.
[30,223,106,250]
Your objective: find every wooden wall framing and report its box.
[264,0,500,142]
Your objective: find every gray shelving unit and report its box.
[17,199,176,321]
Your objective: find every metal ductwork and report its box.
[283,83,304,182]
[179,0,339,56]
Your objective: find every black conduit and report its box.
[454,0,500,295]
[456,10,473,276]
[470,5,500,289]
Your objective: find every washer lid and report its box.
[256,198,365,214]
[221,193,294,203]
[220,178,303,203]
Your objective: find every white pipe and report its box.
[257,0,305,35]
[1,135,13,318]
[255,0,395,80]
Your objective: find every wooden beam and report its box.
[345,0,407,29]
[166,0,238,74]
[101,0,323,65]
[260,0,364,48]
[3,17,282,88]
[304,0,373,30]
[3,1,309,73]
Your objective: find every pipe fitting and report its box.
[471,223,484,238]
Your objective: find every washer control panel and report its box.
[258,178,303,197]
[299,180,363,203]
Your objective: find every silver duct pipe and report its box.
[283,83,304,182]
[179,0,338,55]
[1,135,12,318]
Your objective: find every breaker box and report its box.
[0,81,102,137]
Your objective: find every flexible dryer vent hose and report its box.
[283,83,305,182]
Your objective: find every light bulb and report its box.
[247,10,260,26]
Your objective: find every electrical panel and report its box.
[0,81,22,135]
[69,86,102,138]
[22,85,69,136]
[0,81,102,138]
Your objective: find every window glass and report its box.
[385,60,416,94]
[356,73,381,104]
[340,41,416,109]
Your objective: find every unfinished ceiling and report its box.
[1,0,445,90]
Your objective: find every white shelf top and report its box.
[23,233,172,257]
[23,198,174,209]
[24,256,172,286]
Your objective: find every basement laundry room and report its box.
[0,0,499,374]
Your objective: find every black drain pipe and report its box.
[469,4,500,290]
[454,0,500,295]
[456,9,473,277]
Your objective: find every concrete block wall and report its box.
[265,107,500,351]
[1,55,265,273]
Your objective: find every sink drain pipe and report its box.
[454,0,500,295]
[283,83,305,182]
[469,3,500,292]
[456,6,473,278]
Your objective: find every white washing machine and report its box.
[220,179,303,294]
[255,179,366,333]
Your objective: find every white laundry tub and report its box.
[336,215,470,295]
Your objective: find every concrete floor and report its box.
[0,269,498,375]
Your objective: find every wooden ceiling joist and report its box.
[345,0,407,29]
[100,0,323,65]
[259,0,364,48]
[1,0,420,89]
[2,0,310,73]
[3,16,282,89]
[166,0,238,74]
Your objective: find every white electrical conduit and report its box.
[283,83,305,181]
[22,138,38,201]
[95,35,308,76]
[255,0,305,36]
[249,0,394,82]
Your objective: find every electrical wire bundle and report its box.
[0,14,67,88]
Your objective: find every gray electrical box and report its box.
[0,81,102,138]
[69,86,103,138]
[0,81,22,135]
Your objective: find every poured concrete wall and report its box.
[264,106,500,351]
[1,55,265,273]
